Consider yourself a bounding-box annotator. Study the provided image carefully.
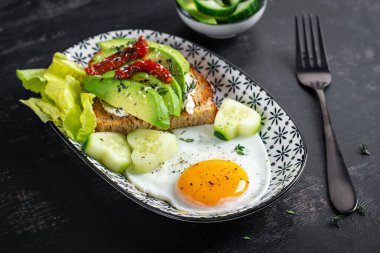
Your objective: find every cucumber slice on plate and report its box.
[127,129,178,173]
[214,98,261,141]
[194,0,239,17]
[83,132,132,173]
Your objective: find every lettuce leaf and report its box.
[44,75,82,140]
[17,53,96,143]
[76,93,96,143]
[20,98,61,124]
[44,53,86,84]
[16,69,47,93]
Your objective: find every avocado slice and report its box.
[94,67,182,103]
[98,38,161,52]
[96,38,190,90]
[83,76,170,129]
[131,72,181,116]
[168,78,183,102]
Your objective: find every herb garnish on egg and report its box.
[234,144,246,155]
[179,138,194,142]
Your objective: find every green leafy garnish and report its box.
[331,215,346,227]
[16,69,47,93]
[330,204,366,228]
[359,144,371,155]
[179,138,194,142]
[184,79,197,97]
[242,236,251,240]
[76,93,97,143]
[286,210,296,215]
[234,144,246,155]
[356,204,366,216]
[17,53,96,143]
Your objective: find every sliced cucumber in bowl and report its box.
[178,0,262,24]
[194,0,239,17]
[226,0,259,22]
[177,0,218,24]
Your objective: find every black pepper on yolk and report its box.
[177,160,249,206]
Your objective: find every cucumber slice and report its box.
[83,132,131,173]
[127,129,178,173]
[177,0,217,25]
[214,98,261,141]
[226,0,258,23]
[214,0,227,7]
[194,0,239,17]
[188,8,218,24]
[225,0,241,5]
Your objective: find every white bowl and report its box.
[176,0,267,39]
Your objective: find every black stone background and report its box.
[1,0,379,252]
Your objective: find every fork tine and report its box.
[309,14,319,68]
[295,16,303,70]
[316,15,329,70]
[301,15,311,68]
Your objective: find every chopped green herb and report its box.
[331,215,346,228]
[156,87,168,96]
[183,79,197,97]
[178,158,187,164]
[242,236,251,240]
[188,80,196,93]
[286,210,296,215]
[234,144,246,155]
[167,60,174,74]
[179,138,194,142]
[356,204,366,216]
[360,144,371,155]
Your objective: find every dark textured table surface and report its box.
[1,0,379,252]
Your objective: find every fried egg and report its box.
[125,124,271,215]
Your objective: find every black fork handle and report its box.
[315,89,358,214]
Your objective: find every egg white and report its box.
[125,124,271,215]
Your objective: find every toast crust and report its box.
[93,66,218,134]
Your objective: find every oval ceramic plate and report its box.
[54,29,307,222]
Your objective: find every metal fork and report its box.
[295,15,357,214]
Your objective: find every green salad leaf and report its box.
[44,53,86,83]
[44,75,83,140]
[17,53,96,143]
[20,98,61,123]
[16,69,47,93]
[76,93,97,143]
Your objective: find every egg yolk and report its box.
[177,160,249,206]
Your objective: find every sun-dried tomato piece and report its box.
[85,36,148,75]
[115,59,173,83]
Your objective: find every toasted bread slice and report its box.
[93,66,218,134]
